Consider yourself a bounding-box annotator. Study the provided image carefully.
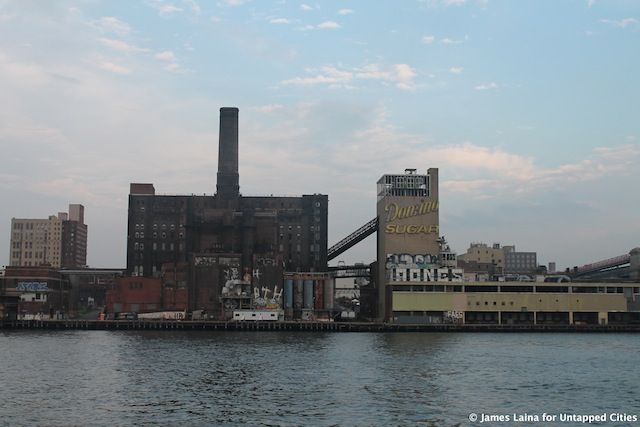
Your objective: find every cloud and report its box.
[242,103,640,208]
[474,82,498,90]
[183,0,201,14]
[251,104,284,113]
[164,62,184,73]
[282,66,353,86]
[210,15,222,23]
[300,4,313,11]
[393,64,417,89]
[147,1,183,15]
[155,50,176,61]
[219,0,248,6]
[283,63,417,90]
[154,50,183,73]
[431,144,640,198]
[441,37,465,44]
[449,66,463,74]
[97,38,150,53]
[599,18,638,28]
[295,21,344,31]
[0,13,16,22]
[587,0,596,7]
[94,17,131,37]
[317,21,340,29]
[422,35,435,44]
[98,61,131,75]
[419,0,474,8]
[269,18,290,24]
[338,9,354,15]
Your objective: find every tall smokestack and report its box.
[216,107,239,199]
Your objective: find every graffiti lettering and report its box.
[389,267,463,282]
[16,282,49,292]
[386,253,438,269]
[255,258,277,267]
[194,256,216,267]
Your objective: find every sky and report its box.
[1,0,639,271]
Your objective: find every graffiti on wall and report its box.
[16,282,49,292]
[255,257,277,267]
[194,256,217,267]
[253,286,283,309]
[444,311,464,324]
[220,256,251,310]
[251,254,283,310]
[386,253,439,269]
[389,267,463,282]
[386,253,463,282]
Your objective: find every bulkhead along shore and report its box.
[2,319,640,332]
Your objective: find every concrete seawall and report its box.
[2,320,640,332]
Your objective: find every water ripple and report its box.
[1,331,639,426]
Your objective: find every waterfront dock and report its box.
[2,319,640,332]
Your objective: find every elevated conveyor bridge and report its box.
[327,217,378,261]
[571,254,631,280]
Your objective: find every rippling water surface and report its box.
[1,331,639,426]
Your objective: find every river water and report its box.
[1,331,639,426]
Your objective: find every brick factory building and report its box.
[126,108,328,319]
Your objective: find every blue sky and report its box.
[1,0,639,270]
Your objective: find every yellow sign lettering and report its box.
[384,224,439,234]
[385,200,439,222]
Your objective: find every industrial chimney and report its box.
[216,107,240,199]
